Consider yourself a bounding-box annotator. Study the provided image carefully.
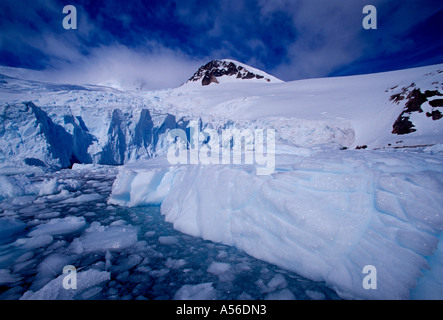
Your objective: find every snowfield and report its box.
[0,61,442,299]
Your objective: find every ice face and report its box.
[108,146,443,300]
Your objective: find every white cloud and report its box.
[39,43,208,90]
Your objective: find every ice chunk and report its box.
[158,236,179,245]
[22,235,53,249]
[36,211,60,219]
[150,268,170,278]
[38,178,59,196]
[174,282,217,300]
[0,176,23,199]
[60,193,103,204]
[165,258,186,269]
[108,167,174,207]
[0,175,38,199]
[77,225,138,252]
[32,254,71,291]
[21,269,110,300]
[144,231,156,237]
[265,288,296,300]
[28,216,86,237]
[207,261,231,276]
[266,274,287,291]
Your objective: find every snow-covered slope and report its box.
[172,64,443,150]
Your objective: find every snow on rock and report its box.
[109,148,443,300]
[183,59,283,87]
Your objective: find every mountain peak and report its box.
[183,59,282,87]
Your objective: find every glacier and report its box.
[0,61,443,300]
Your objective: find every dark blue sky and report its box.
[0,0,442,89]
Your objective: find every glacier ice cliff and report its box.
[0,102,189,169]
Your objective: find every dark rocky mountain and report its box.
[185,59,281,86]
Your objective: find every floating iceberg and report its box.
[109,147,443,300]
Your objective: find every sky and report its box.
[0,0,442,90]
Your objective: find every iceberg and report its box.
[108,147,443,300]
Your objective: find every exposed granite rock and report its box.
[389,84,443,135]
[187,60,273,86]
